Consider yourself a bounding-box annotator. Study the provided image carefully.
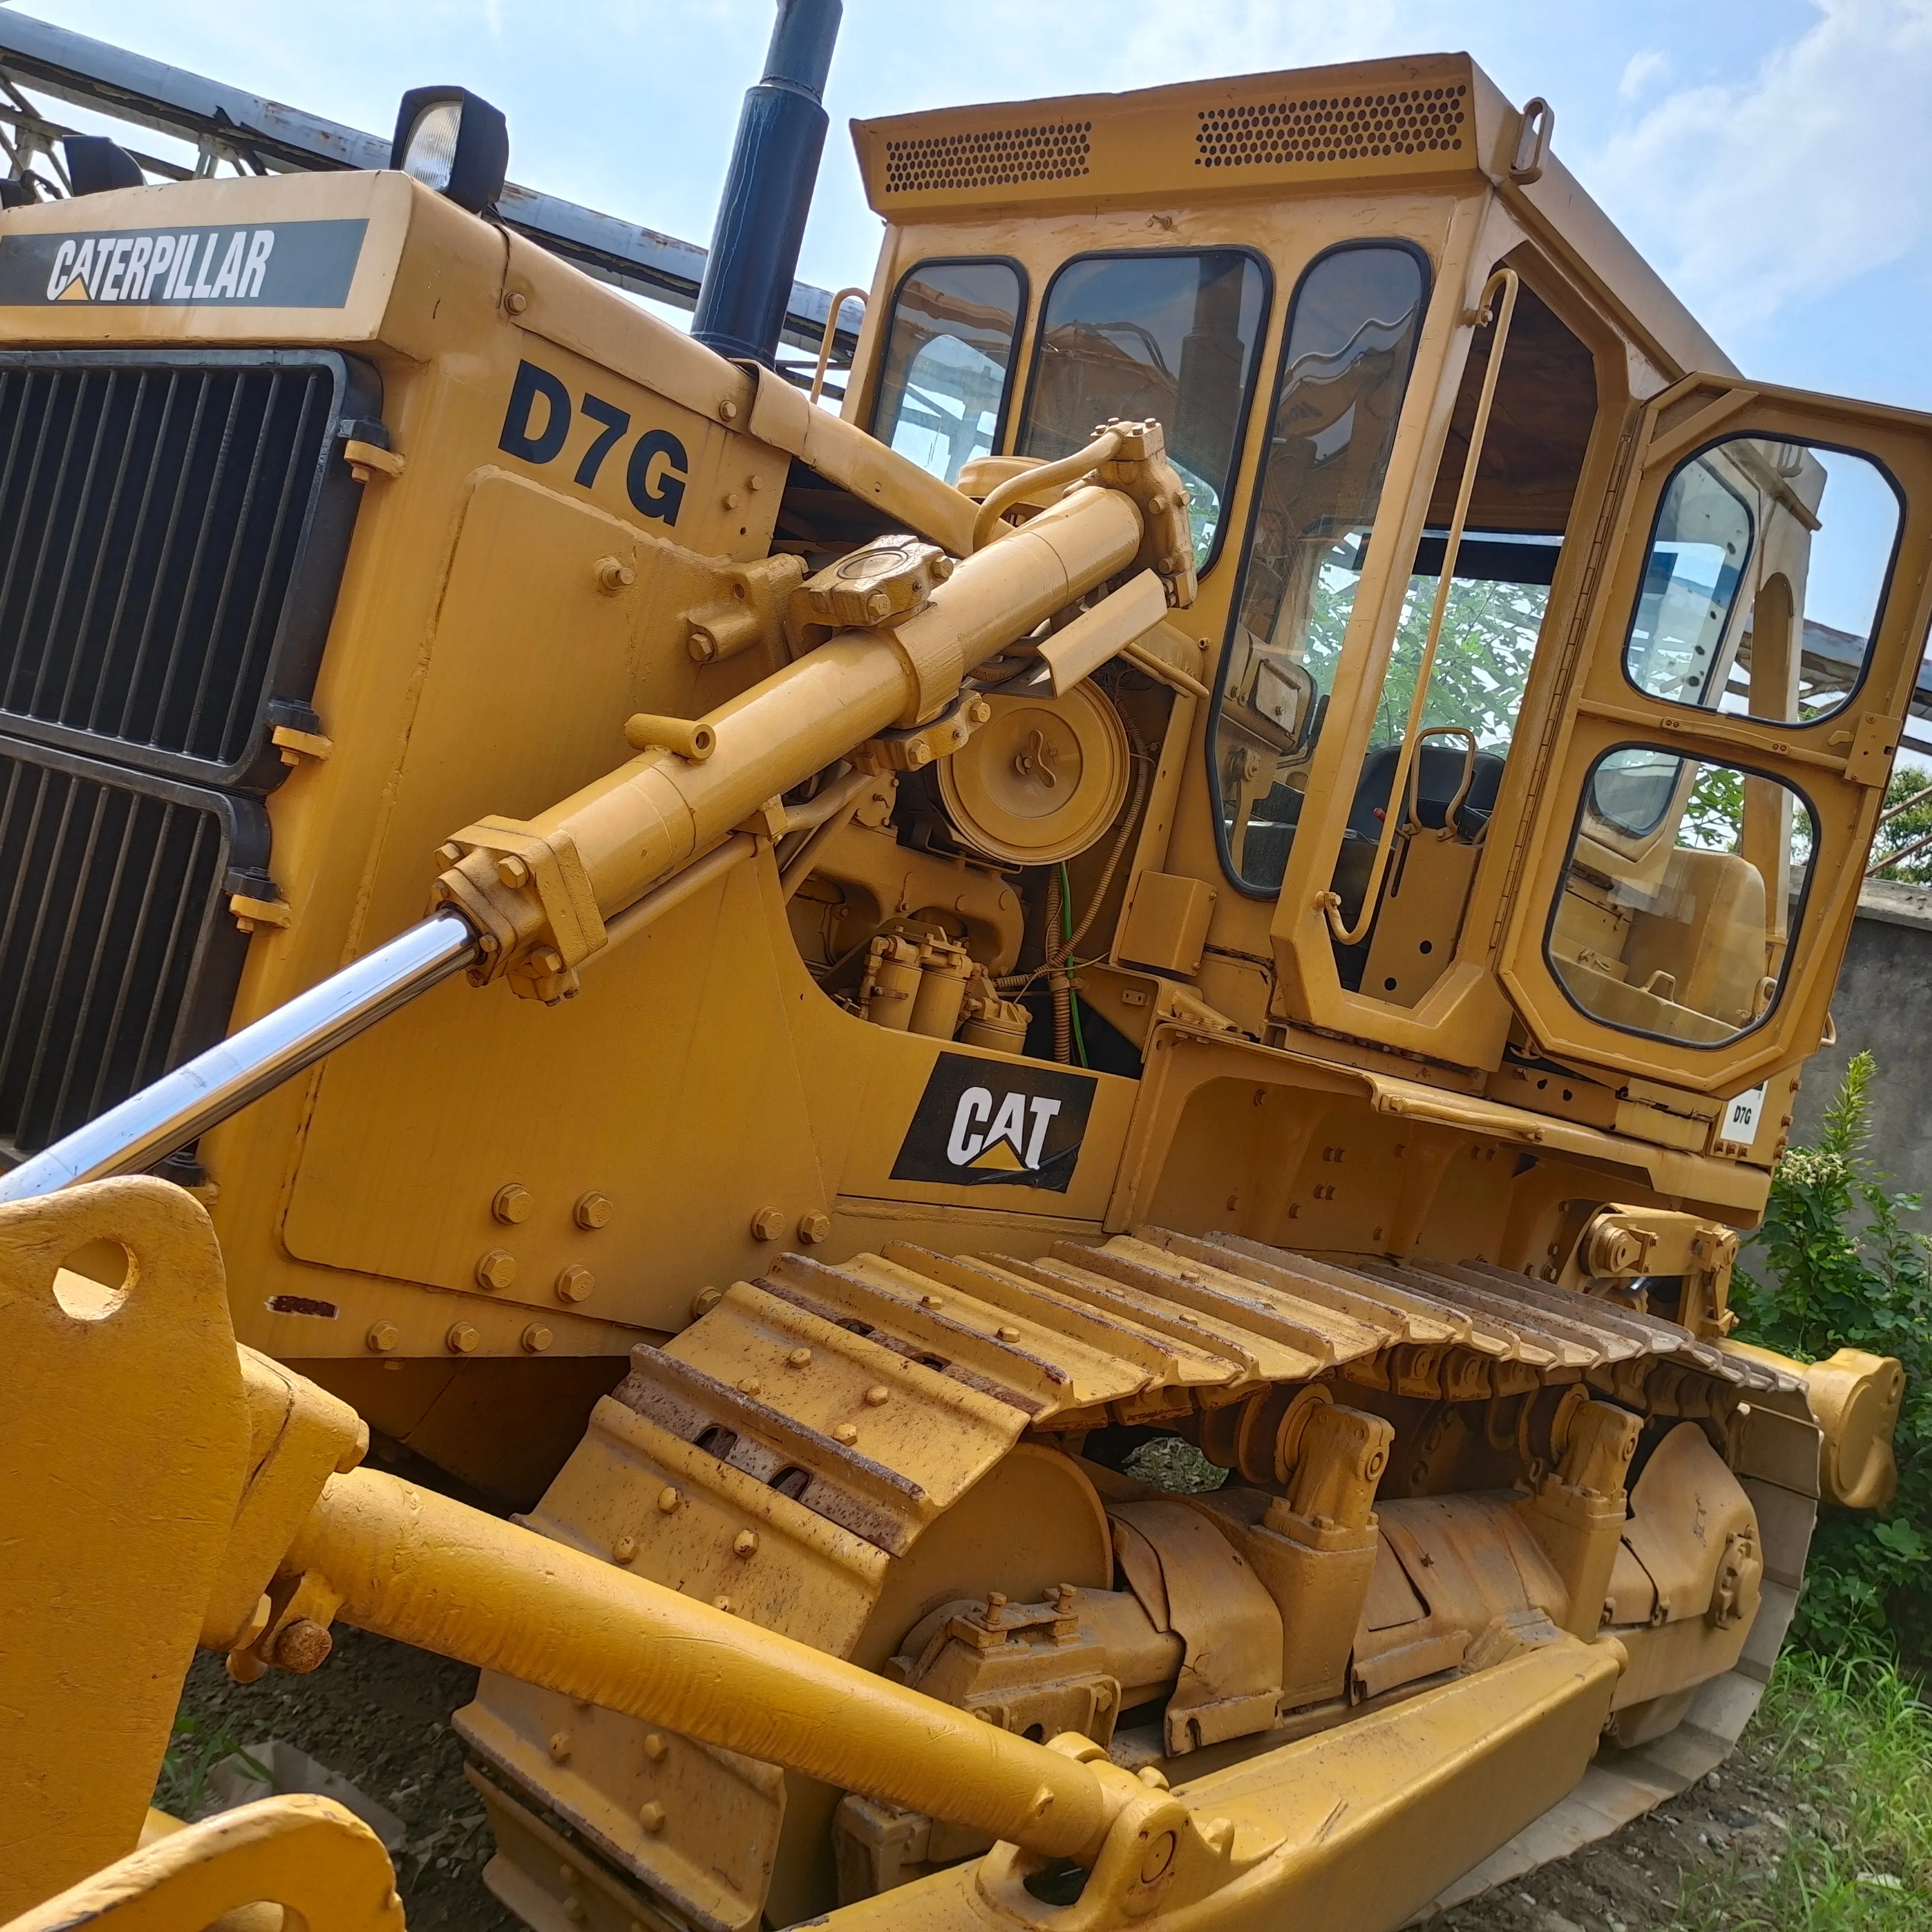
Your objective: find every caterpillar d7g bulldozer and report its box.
[0,8,1920,1930]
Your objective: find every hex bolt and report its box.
[521,1323,553,1354]
[643,1732,668,1763]
[496,855,531,889]
[594,557,636,595]
[864,1384,891,1407]
[639,1801,666,1834]
[504,290,527,315]
[712,1595,733,1613]
[476,1249,518,1291]
[786,1347,812,1369]
[548,1731,572,1763]
[613,1534,638,1564]
[690,1286,724,1318]
[834,1423,859,1444]
[657,1485,683,1514]
[272,1618,334,1675]
[366,1321,399,1353]
[797,1210,831,1244]
[996,1324,1020,1341]
[575,1191,614,1230]
[733,1530,759,1559]
[493,1183,533,1225]
[750,1206,786,1241]
[447,1322,481,1355]
[556,1265,595,1305]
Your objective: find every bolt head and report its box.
[834,1423,859,1445]
[548,1731,572,1763]
[496,854,531,889]
[521,1323,553,1354]
[787,1347,813,1368]
[733,1529,759,1559]
[556,1265,595,1304]
[865,1384,891,1407]
[996,1324,1020,1341]
[366,1320,399,1353]
[750,1206,786,1241]
[643,1732,668,1762]
[613,1534,638,1564]
[690,1285,724,1318]
[657,1485,682,1513]
[476,1248,518,1291]
[797,1210,831,1244]
[639,1800,666,1834]
[575,1191,614,1230]
[493,1183,534,1225]
[447,1322,481,1355]
[505,290,528,315]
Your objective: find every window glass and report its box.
[1549,746,1815,1046]
[1625,438,1901,724]
[871,259,1024,487]
[1208,244,1428,892]
[1021,250,1266,567]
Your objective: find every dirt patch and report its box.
[165,1631,515,1932]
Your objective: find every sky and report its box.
[8,0,1932,416]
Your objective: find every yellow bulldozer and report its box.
[0,4,1920,1928]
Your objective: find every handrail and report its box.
[1405,724,1479,835]
[1322,267,1520,948]
[809,286,869,405]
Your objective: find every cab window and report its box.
[871,258,1026,487]
[1019,249,1267,569]
[1208,242,1429,892]
[1622,437,1902,726]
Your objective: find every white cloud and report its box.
[1589,0,1932,337]
[1618,48,1668,100]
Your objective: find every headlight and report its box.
[388,87,509,215]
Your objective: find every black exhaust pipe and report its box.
[692,0,842,368]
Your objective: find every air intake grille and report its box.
[0,736,265,1158]
[0,348,375,791]
[884,121,1091,195]
[1196,84,1467,169]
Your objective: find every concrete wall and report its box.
[1786,878,1932,1228]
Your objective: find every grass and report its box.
[1675,1648,1932,1930]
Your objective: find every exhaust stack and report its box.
[691,0,842,367]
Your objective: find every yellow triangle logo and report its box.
[969,1138,1025,1171]
[55,278,91,301]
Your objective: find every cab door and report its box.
[1497,376,1932,1095]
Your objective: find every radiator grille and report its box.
[0,349,373,790]
[1196,84,1467,169]
[0,737,264,1158]
[883,121,1091,195]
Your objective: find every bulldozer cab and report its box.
[849,59,1932,1116]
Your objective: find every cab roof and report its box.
[851,51,1735,386]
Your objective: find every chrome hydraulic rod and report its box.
[0,913,477,1203]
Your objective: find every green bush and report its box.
[1731,1050,1932,1653]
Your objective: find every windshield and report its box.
[1020,249,1267,570]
